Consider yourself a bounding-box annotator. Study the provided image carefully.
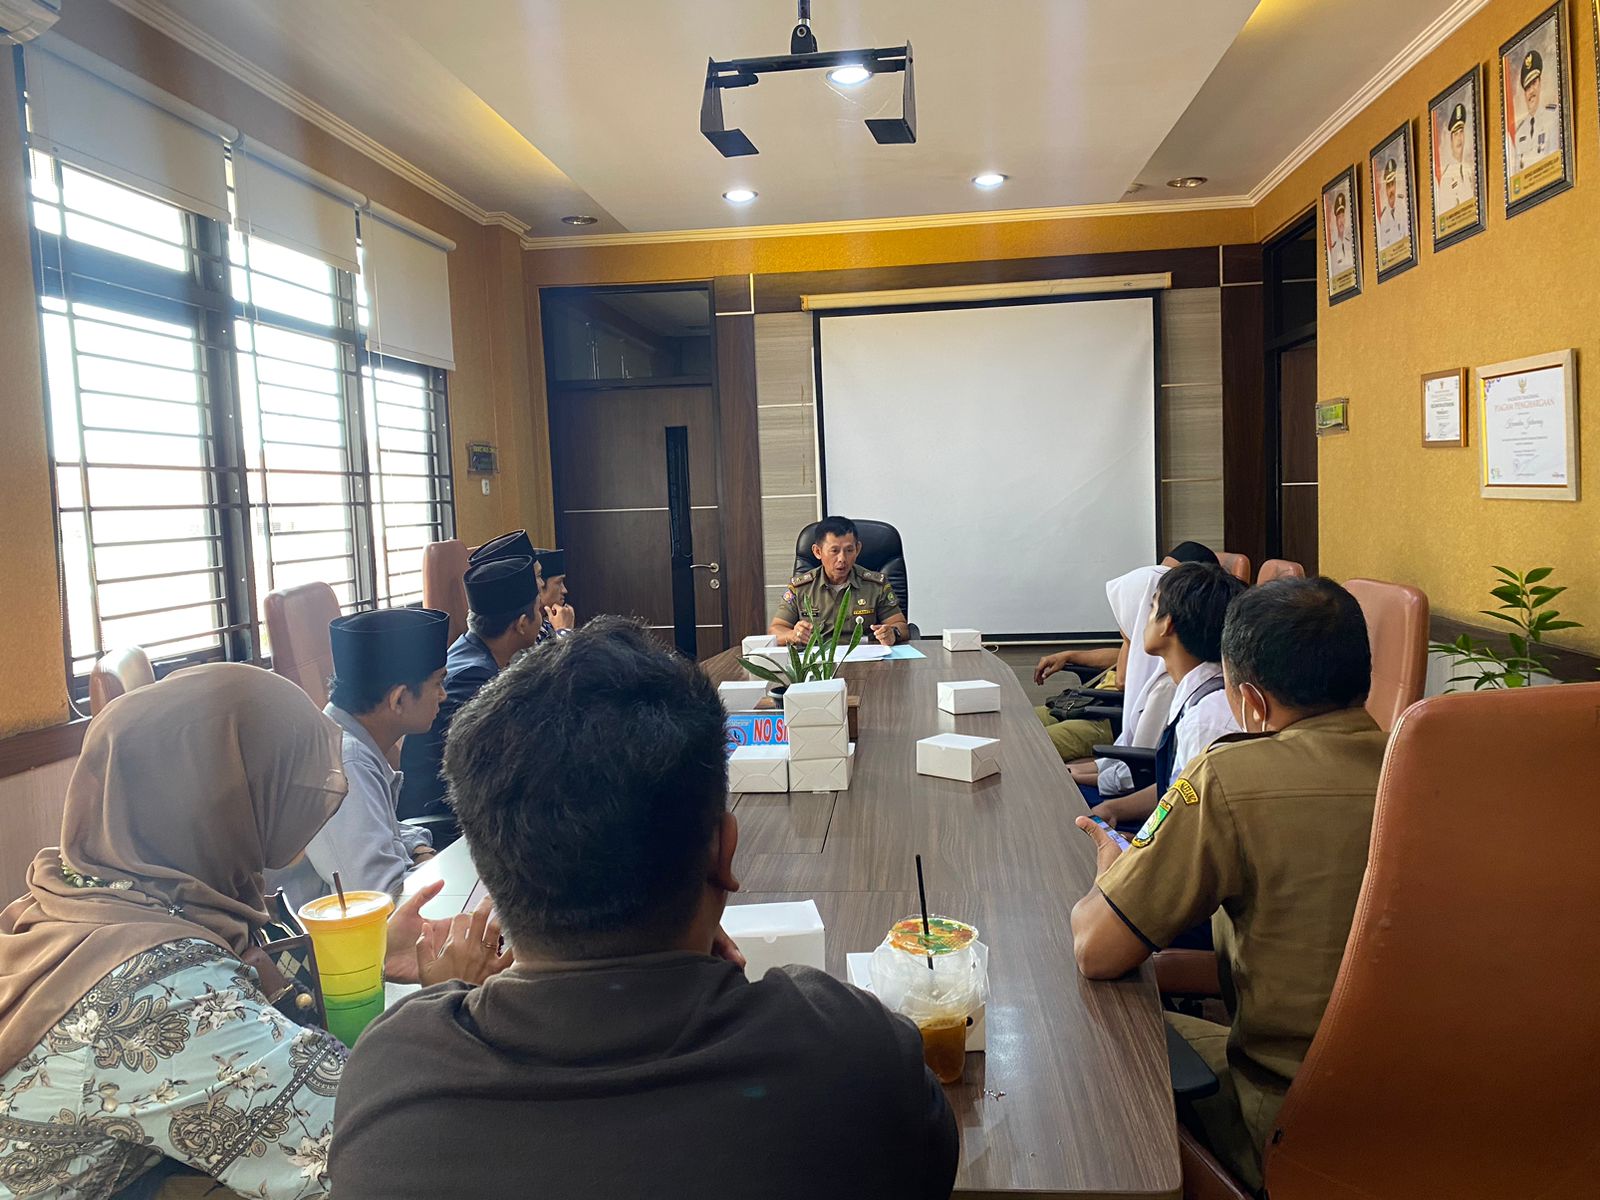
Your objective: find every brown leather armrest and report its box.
[1178,1126,1252,1200]
[1154,948,1221,998]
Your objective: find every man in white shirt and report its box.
[1327,191,1354,279]
[1088,562,1246,828]
[1513,49,1559,173]
[1438,101,1475,213]
[1375,159,1407,253]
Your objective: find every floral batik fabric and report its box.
[0,939,345,1199]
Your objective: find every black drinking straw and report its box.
[332,871,348,916]
[915,853,933,971]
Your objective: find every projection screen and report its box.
[816,296,1158,637]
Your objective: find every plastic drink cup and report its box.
[870,915,985,1086]
[917,1014,969,1084]
[298,890,394,1047]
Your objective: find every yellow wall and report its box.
[0,0,553,734]
[1255,0,1600,652]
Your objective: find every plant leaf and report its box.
[1507,633,1527,658]
[1489,584,1523,605]
[1523,566,1554,584]
[1529,586,1566,606]
[740,659,791,688]
[1541,619,1582,631]
[1491,565,1518,578]
[1503,671,1526,688]
[1476,609,1524,627]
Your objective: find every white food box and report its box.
[916,733,1001,783]
[846,944,988,1052]
[782,678,848,728]
[741,634,778,656]
[718,680,769,712]
[727,745,789,793]
[722,899,825,982]
[789,748,853,792]
[942,628,983,652]
[787,721,850,761]
[937,679,1001,715]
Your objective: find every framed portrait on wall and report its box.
[1427,67,1486,250]
[1320,166,1361,305]
[1499,1,1574,217]
[1474,349,1578,501]
[1368,123,1419,282]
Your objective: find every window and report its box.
[30,153,453,694]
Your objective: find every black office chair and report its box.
[793,519,917,638]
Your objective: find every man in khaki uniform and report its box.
[771,515,909,648]
[1069,577,1386,1191]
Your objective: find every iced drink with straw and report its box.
[299,889,393,1047]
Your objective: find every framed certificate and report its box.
[1474,350,1578,500]
[1422,369,1467,447]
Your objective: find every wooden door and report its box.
[548,385,728,656]
[1277,341,1319,573]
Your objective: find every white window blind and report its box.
[232,138,363,276]
[361,203,456,370]
[24,38,235,224]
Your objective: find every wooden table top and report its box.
[411,641,1179,1199]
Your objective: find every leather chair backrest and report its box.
[263,581,341,709]
[1344,578,1428,732]
[88,646,154,715]
[793,520,910,621]
[1265,683,1600,1199]
[1215,551,1252,584]
[422,539,471,644]
[1256,558,1305,584]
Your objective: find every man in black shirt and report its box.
[333,617,958,1200]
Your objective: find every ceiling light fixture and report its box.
[722,188,758,204]
[1166,176,1208,189]
[560,214,599,225]
[972,172,1007,189]
[702,1,914,157]
[828,64,871,86]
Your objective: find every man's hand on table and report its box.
[417,895,513,987]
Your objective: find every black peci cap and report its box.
[329,608,449,688]
[532,548,566,581]
[465,556,538,617]
[469,529,535,567]
[1166,541,1219,567]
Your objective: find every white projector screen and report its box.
[817,297,1157,636]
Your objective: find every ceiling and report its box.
[115,0,1468,240]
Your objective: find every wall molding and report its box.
[1246,0,1491,205]
[109,0,1491,254]
[105,0,530,237]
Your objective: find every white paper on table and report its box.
[839,643,892,663]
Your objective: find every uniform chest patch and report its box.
[1173,779,1201,807]
[1131,796,1173,848]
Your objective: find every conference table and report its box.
[402,640,1181,1199]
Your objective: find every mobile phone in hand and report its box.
[1087,814,1132,852]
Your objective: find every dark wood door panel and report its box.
[548,387,720,511]
[1279,342,1319,484]
[1281,485,1319,575]
[559,507,724,628]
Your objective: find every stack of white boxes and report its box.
[783,678,853,792]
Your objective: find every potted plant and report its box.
[1430,565,1583,690]
[740,589,865,694]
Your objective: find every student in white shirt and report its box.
[1089,562,1247,828]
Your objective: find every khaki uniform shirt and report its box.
[773,564,903,636]
[1096,707,1387,1151]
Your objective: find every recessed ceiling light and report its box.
[560,214,598,225]
[972,172,1008,189]
[828,64,871,86]
[1166,176,1208,189]
[722,188,758,204]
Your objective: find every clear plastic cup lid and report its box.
[888,915,978,956]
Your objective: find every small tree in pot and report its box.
[740,589,865,690]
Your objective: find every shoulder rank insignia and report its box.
[1130,795,1174,848]
[789,568,817,587]
[857,568,886,583]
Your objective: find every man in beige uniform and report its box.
[1069,577,1387,1191]
[771,515,909,648]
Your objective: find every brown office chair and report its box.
[421,539,471,643]
[88,646,154,715]
[1344,578,1428,732]
[1242,683,1600,1199]
[263,581,341,708]
[1255,559,1305,584]
[1214,552,1252,584]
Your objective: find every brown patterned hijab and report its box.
[0,663,347,1074]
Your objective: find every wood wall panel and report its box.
[0,756,75,901]
[1221,278,1268,566]
[712,280,766,643]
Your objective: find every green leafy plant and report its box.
[1430,565,1582,690]
[740,590,865,687]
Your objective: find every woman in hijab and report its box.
[0,664,507,1199]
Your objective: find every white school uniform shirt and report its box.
[1167,661,1240,781]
